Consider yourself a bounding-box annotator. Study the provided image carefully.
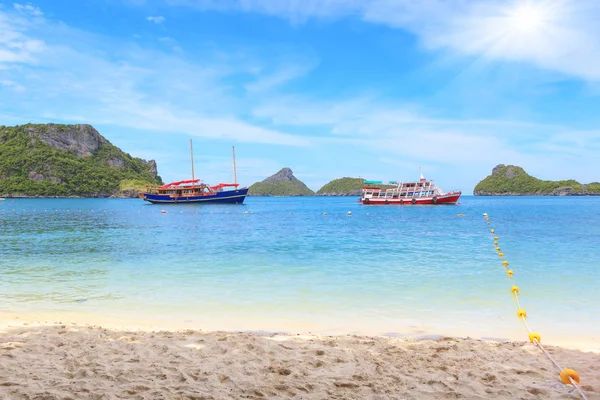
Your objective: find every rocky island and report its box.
[0,123,162,198]
[248,168,314,196]
[474,164,600,196]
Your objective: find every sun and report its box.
[507,3,547,34]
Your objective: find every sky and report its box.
[2,0,600,192]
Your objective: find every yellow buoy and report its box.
[529,332,541,343]
[495,247,501,252]
[511,285,519,294]
[490,229,495,233]
[502,260,509,267]
[498,252,504,258]
[494,236,498,241]
[517,309,527,319]
[507,269,514,277]
[560,368,580,385]
[494,241,498,246]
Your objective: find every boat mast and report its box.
[232,146,237,185]
[190,139,195,186]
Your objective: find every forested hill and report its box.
[316,177,364,196]
[248,168,314,196]
[473,164,600,196]
[0,123,162,197]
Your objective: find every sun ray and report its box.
[508,3,547,33]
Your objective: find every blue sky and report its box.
[2,0,600,192]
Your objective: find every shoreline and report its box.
[1,321,599,399]
[2,311,599,354]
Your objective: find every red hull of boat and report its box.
[359,194,461,205]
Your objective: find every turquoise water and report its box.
[1,196,599,346]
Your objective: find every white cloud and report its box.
[244,55,318,93]
[0,10,45,64]
[146,15,166,24]
[0,6,308,148]
[251,93,600,188]
[172,0,600,81]
[13,3,43,16]
[0,79,25,91]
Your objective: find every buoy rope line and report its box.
[483,213,588,400]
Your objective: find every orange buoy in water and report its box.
[560,368,580,385]
[161,210,167,214]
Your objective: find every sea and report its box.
[1,196,599,349]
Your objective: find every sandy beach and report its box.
[1,322,599,400]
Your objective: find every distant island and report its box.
[0,123,162,198]
[248,168,314,196]
[248,173,386,196]
[316,177,364,196]
[474,164,600,196]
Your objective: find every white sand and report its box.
[1,323,599,399]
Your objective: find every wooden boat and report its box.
[359,170,461,205]
[139,142,248,204]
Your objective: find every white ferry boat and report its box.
[359,170,461,205]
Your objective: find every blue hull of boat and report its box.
[142,188,248,204]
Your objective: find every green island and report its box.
[474,164,600,196]
[316,177,364,196]
[0,123,162,197]
[248,168,314,196]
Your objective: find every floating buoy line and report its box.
[482,213,588,400]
